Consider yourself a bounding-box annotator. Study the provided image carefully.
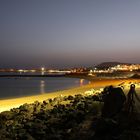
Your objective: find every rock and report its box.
[0,111,15,120]
[68,95,74,100]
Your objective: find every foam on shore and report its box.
[0,78,139,112]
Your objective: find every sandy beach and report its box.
[0,78,139,112]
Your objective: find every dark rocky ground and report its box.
[0,90,140,140]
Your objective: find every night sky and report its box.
[1,0,140,68]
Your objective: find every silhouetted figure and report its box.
[125,84,140,114]
[102,85,126,118]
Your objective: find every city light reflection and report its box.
[80,79,84,86]
[40,80,45,93]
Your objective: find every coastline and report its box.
[0,78,139,112]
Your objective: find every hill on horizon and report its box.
[95,62,131,69]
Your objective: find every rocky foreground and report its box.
[0,88,140,140]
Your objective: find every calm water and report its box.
[0,77,89,99]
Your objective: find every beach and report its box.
[0,78,140,112]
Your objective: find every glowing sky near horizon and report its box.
[1,0,140,68]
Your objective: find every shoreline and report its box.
[0,78,139,112]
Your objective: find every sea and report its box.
[0,75,89,99]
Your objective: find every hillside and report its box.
[95,62,130,69]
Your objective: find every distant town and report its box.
[0,62,140,78]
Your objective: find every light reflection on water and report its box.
[40,79,88,93]
[80,79,84,86]
[0,77,89,99]
[88,81,91,84]
[41,72,45,75]
[40,80,45,94]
